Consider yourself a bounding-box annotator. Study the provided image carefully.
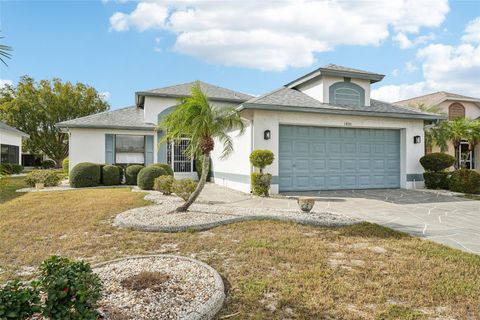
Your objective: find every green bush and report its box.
[69,162,101,188]
[11,164,24,174]
[154,175,175,195]
[0,163,23,175]
[449,169,480,194]
[249,150,274,172]
[102,165,121,185]
[0,280,41,320]
[137,166,167,190]
[62,158,69,174]
[25,170,61,187]
[41,159,56,169]
[125,165,144,185]
[150,163,174,176]
[423,172,450,190]
[172,178,197,201]
[420,153,455,172]
[251,172,272,196]
[115,165,124,183]
[195,156,211,181]
[39,256,102,320]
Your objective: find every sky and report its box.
[1,0,479,109]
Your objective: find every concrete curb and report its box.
[93,254,225,320]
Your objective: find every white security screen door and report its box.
[167,139,193,173]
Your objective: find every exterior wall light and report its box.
[264,130,271,140]
[413,135,421,144]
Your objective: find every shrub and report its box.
[150,163,174,176]
[41,159,56,169]
[25,170,61,187]
[125,165,144,185]
[172,178,197,201]
[195,156,211,181]
[154,175,175,195]
[0,163,23,175]
[449,169,480,194]
[420,153,455,172]
[0,280,41,319]
[62,158,69,174]
[11,164,24,174]
[137,166,167,190]
[39,256,102,320]
[115,165,124,183]
[423,172,450,190]
[251,172,272,196]
[249,150,274,173]
[69,162,101,188]
[102,165,121,185]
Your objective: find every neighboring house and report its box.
[0,121,28,165]
[396,91,480,170]
[57,64,441,193]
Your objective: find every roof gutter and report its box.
[135,91,247,107]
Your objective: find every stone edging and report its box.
[93,254,225,320]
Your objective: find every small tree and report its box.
[160,83,244,212]
[250,149,274,196]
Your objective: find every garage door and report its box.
[279,125,400,191]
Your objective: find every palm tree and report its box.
[425,120,450,152]
[160,83,245,212]
[0,35,12,66]
[466,120,480,152]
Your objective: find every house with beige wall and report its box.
[57,64,441,193]
[396,92,480,170]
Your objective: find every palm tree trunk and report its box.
[176,153,210,212]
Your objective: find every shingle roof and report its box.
[396,91,480,107]
[137,81,253,103]
[321,64,384,76]
[56,106,156,130]
[0,121,28,136]
[240,87,442,120]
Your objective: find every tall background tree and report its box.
[160,83,244,212]
[0,76,109,166]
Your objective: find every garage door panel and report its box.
[279,126,400,191]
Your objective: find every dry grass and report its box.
[121,271,170,292]
[0,183,479,319]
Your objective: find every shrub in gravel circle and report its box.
[102,165,121,186]
[125,165,144,185]
[449,169,480,194]
[137,166,167,190]
[149,163,174,176]
[172,178,197,201]
[25,170,61,187]
[69,162,101,188]
[0,280,41,320]
[154,175,175,195]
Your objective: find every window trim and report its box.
[448,102,465,120]
[114,134,146,165]
[0,144,20,164]
[329,81,365,107]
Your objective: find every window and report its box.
[1,144,19,164]
[167,138,193,173]
[329,82,365,107]
[448,103,465,120]
[115,135,145,164]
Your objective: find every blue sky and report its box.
[1,0,479,109]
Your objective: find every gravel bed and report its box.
[115,192,358,232]
[94,255,225,320]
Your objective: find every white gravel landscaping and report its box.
[115,190,358,232]
[94,255,225,320]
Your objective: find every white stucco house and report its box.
[0,121,28,165]
[56,64,441,194]
[396,91,480,170]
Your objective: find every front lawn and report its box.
[0,183,479,319]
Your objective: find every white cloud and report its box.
[0,79,12,89]
[372,17,480,102]
[393,32,436,49]
[100,91,110,101]
[462,17,480,43]
[405,62,418,73]
[109,0,449,71]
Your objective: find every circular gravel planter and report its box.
[94,255,225,320]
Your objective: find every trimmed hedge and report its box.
[154,175,175,195]
[0,163,24,175]
[41,159,56,169]
[69,162,101,188]
[249,150,274,171]
[125,165,144,185]
[25,170,61,187]
[251,172,272,196]
[449,169,480,194]
[420,153,455,172]
[424,172,450,190]
[62,158,69,174]
[137,166,167,190]
[150,163,174,176]
[102,165,121,186]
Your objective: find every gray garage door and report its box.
[279,125,400,191]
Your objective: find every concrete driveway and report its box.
[199,184,480,254]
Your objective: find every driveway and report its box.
[199,184,480,254]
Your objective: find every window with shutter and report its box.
[448,103,465,120]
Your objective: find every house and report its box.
[56,64,441,193]
[396,92,480,170]
[0,121,28,165]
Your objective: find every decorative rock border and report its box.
[93,255,225,320]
